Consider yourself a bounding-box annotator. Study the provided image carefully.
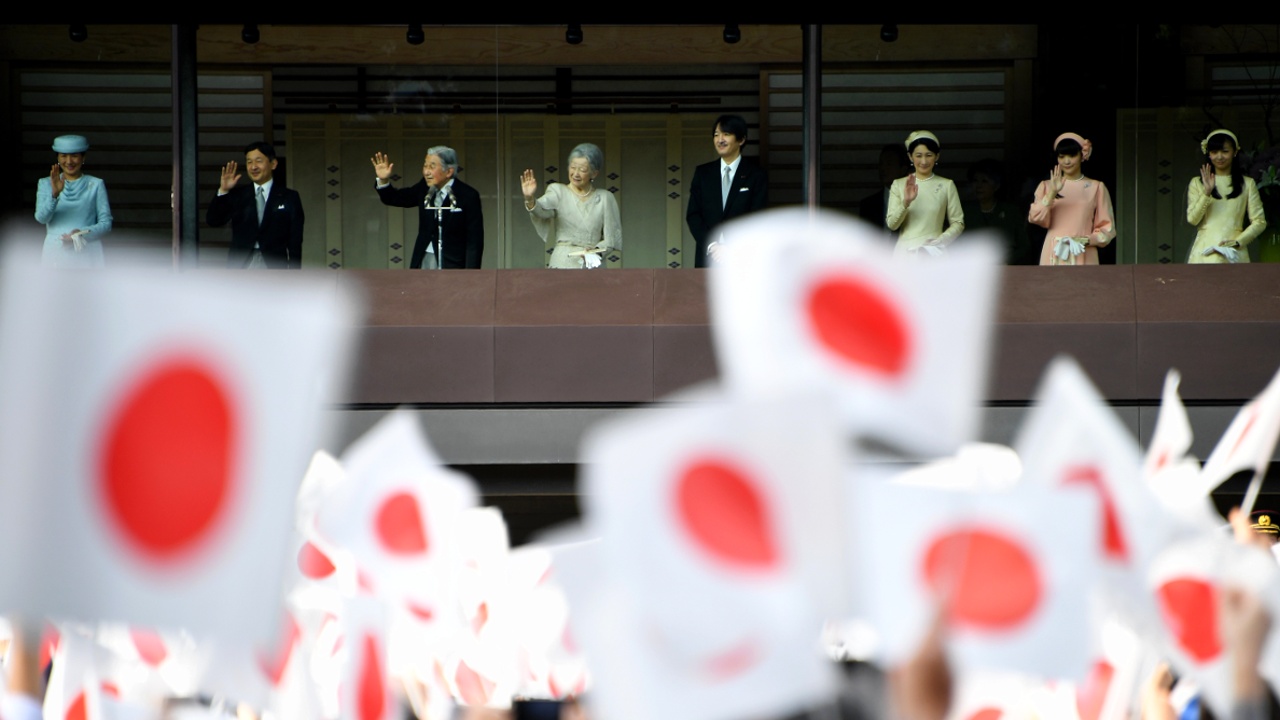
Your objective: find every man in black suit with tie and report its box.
[207,142,304,268]
[371,146,483,269]
[685,114,769,268]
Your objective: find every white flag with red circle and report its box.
[0,259,360,646]
[43,628,106,720]
[1143,371,1220,528]
[315,410,477,624]
[1200,365,1280,492]
[338,596,398,720]
[1144,370,1194,483]
[852,481,1101,680]
[1145,535,1280,716]
[573,391,845,720]
[1070,618,1144,720]
[1013,356,1176,623]
[708,208,1002,457]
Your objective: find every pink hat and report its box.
[1054,132,1092,161]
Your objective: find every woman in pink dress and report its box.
[1028,132,1116,265]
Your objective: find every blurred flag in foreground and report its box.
[709,208,1002,457]
[568,390,846,720]
[852,481,1100,681]
[0,253,360,647]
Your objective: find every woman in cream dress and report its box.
[885,130,964,256]
[1186,129,1266,263]
[520,143,621,269]
[1029,132,1115,265]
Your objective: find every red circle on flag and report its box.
[1076,660,1114,720]
[456,660,496,707]
[374,491,429,555]
[923,528,1042,630]
[1061,466,1129,561]
[257,612,300,687]
[966,709,1003,720]
[806,275,911,376]
[66,691,88,720]
[675,458,779,571]
[1156,577,1221,663]
[131,628,167,667]
[358,634,385,720]
[298,540,337,579]
[99,358,237,561]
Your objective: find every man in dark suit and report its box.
[371,146,483,269]
[207,142,304,268]
[685,114,769,268]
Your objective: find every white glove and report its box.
[1053,236,1087,262]
[583,252,602,269]
[1204,245,1241,263]
[70,230,87,253]
[918,244,945,257]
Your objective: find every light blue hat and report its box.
[52,135,90,153]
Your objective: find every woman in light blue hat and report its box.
[35,134,112,266]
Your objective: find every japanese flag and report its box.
[504,545,586,701]
[573,390,846,720]
[708,208,1002,457]
[1200,365,1280,492]
[191,607,304,712]
[852,481,1101,680]
[1144,370,1194,482]
[338,596,398,720]
[0,258,360,646]
[315,410,476,624]
[44,628,106,720]
[1070,618,1144,720]
[1146,535,1280,717]
[1014,357,1175,623]
[1144,370,1219,529]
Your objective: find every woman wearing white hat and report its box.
[35,134,112,267]
[885,130,964,257]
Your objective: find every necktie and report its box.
[722,166,732,209]
[255,186,265,224]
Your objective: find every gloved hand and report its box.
[1053,236,1087,262]
[1204,245,1241,263]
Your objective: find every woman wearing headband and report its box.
[1186,129,1265,264]
[1029,133,1115,265]
[885,130,964,256]
[34,134,112,267]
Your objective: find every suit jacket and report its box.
[685,157,768,268]
[376,178,483,269]
[207,182,304,268]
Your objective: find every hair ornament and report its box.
[1201,129,1240,155]
[1054,132,1092,161]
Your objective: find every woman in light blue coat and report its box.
[35,134,112,267]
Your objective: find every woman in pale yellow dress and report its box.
[1186,129,1266,264]
[885,130,964,256]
